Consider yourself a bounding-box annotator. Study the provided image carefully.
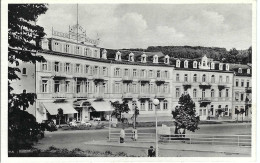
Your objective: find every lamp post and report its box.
[153,98,159,157]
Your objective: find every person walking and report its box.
[132,127,138,141]
[120,127,125,143]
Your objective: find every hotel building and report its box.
[10,26,252,123]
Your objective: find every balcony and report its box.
[52,71,67,79]
[138,93,151,99]
[155,93,165,99]
[74,73,87,79]
[155,79,165,86]
[218,84,226,90]
[122,76,133,83]
[139,79,150,84]
[52,93,67,99]
[245,87,252,93]
[122,93,133,99]
[198,97,211,107]
[199,82,211,89]
[183,82,192,90]
[73,93,88,99]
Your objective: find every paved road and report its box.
[34,123,251,157]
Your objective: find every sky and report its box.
[37,4,252,50]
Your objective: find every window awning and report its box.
[90,100,114,112]
[42,102,78,115]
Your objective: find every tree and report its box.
[235,108,240,123]
[131,101,139,129]
[8,4,48,154]
[110,100,130,123]
[57,108,64,128]
[172,94,200,136]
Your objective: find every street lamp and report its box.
[153,98,159,157]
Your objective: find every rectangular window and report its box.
[132,84,137,93]
[219,90,222,98]
[54,80,60,93]
[226,76,229,83]
[241,80,244,87]
[148,70,153,78]
[124,69,129,76]
[235,92,239,101]
[241,94,244,101]
[75,64,80,73]
[94,66,99,75]
[149,83,154,93]
[42,62,47,71]
[141,69,145,78]
[76,81,81,93]
[140,101,145,111]
[247,81,250,87]
[115,83,121,93]
[164,71,168,79]
[65,81,70,93]
[42,80,48,93]
[219,76,223,83]
[236,80,239,87]
[176,88,180,98]
[86,81,90,93]
[163,101,168,110]
[163,84,168,93]
[148,101,153,111]
[54,62,59,72]
[157,70,160,78]
[184,74,188,82]
[199,109,202,116]
[22,68,27,75]
[115,68,120,77]
[133,69,137,77]
[65,63,70,73]
[226,89,229,97]
[85,65,89,74]
[176,74,180,82]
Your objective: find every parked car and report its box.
[69,121,92,127]
[41,120,57,132]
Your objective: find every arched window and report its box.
[211,75,215,83]
[184,60,188,68]
[238,68,242,73]
[184,74,188,82]
[193,74,197,82]
[226,64,229,71]
[211,62,215,69]
[247,69,250,74]
[203,61,206,66]
[211,89,215,97]
[219,63,223,70]
[193,89,197,98]
[202,90,205,98]
[202,74,206,82]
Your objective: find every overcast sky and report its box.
[37,4,252,50]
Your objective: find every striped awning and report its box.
[42,102,78,115]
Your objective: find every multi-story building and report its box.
[10,26,252,123]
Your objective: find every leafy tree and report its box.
[172,94,200,136]
[131,101,139,129]
[110,100,130,123]
[57,108,63,127]
[8,4,48,154]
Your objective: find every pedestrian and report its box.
[132,127,138,141]
[120,127,125,143]
[148,146,155,157]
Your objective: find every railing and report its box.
[93,74,104,79]
[160,134,251,146]
[138,93,151,99]
[122,76,133,81]
[122,93,133,99]
[52,93,67,99]
[74,93,89,98]
[109,132,155,142]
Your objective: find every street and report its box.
[34,123,251,157]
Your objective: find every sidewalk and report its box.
[84,140,251,156]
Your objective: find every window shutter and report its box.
[112,82,115,93]
[48,80,52,93]
[52,61,55,71]
[39,80,43,92]
[59,62,63,72]
[47,61,51,71]
[80,64,83,74]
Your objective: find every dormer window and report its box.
[226,64,229,71]
[102,49,107,59]
[211,62,215,69]
[54,42,60,51]
[176,60,180,68]
[193,61,197,68]
[219,63,223,70]
[153,55,158,63]
[247,69,251,74]
[238,68,242,73]
[129,53,134,62]
[115,51,121,61]
[184,60,188,68]
[203,61,206,67]
[164,55,169,64]
[141,53,147,63]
